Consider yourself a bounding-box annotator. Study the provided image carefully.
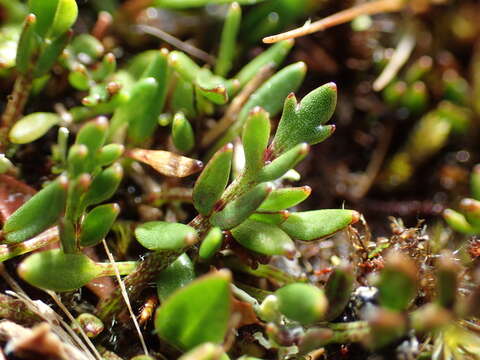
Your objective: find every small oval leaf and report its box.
[135,221,197,251]
[280,209,360,241]
[18,249,99,291]
[231,219,295,257]
[156,253,195,301]
[79,203,120,247]
[9,112,60,144]
[155,270,232,350]
[276,283,328,324]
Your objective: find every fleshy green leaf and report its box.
[271,83,337,156]
[129,49,170,143]
[280,209,359,241]
[96,144,124,167]
[172,112,195,153]
[472,164,480,201]
[9,112,60,144]
[193,144,233,215]
[213,62,306,153]
[258,143,309,182]
[231,219,295,256]
[109,77,158,142]
[79,203,120,247]
[156,253,195,301]
[155,270,232,350]
[242,107,270,175]
[324,263,354,320]
[33,29,72,77]
[70,33,104,60]
[378,251,417,311]
[215,2,241,77]
[258,186,311,212]
[275,283,328,324]
[18,249,99,291]
[235,40,294,88]
[3,176,68,244]
[196,68,229,105]
[15,14,39,74]
[135,221,197,251]
[199,227,223,260]
[210,183,272,230]
[81,163,123,209]
[75,117,108,171]
[29,0,78,39]
[443,209,476,234]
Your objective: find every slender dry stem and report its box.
[262,0,406,44]
[0,74,33,151]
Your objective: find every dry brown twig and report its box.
[262,0,407,44]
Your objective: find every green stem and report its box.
[326,321,371,344]
[96,261,138,277]
[0,73,33,151]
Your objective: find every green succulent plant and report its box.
[1,1,479,359]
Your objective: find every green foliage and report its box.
[9,112,60,144]
[377,252,417,311]
[271,83,337,155]
[3,176,68,243]
[275,283,328,324]
[172,112,195,153]
[18,249,136,291]
[28,0,78,39]
[155,270,232,351]
[258,186,311,212]
[19,249,98,291]
[199,227,223,260]
[231,219,295,256]
[280,209,360,241]
[156,253,195,301]
[0,2,388,357]
[210,183,272,230]
[215,3,242,77]
[79,203,120,247]
[193,144,233,215]
[135,222,198,251]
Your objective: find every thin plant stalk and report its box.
[0,74,33,150]
[262,0,406,44]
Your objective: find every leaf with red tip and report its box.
[280,209,360,241]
